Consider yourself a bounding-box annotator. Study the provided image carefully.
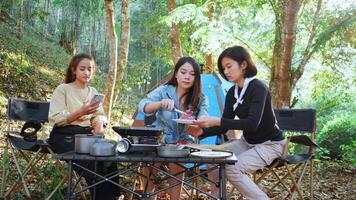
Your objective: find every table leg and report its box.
[219,164,226,200]
[93,160,97,200]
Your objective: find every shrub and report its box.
[316,113,356,159]
[340,141,356,167]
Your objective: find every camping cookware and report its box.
[116,138,160,153]
[156,145,190,158]
[75,134,103,154]
[116,138,131,153]
[90,138,116,156]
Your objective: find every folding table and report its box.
[55,151,237,200]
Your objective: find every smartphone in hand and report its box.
[90,94,105,104]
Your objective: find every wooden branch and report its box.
[292,0,322,85]
[310,14,355,56]
[268,0,281,27]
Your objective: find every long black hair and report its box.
[166,57,202,112]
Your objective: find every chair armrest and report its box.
[289,135,318,147]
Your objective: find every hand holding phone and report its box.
[90,94,105,104]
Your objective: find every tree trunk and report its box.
[18,0,24,37]
[269,0,301,108]
[113,0,130,104]
[88,0,92,55]
[205,0,215,73]
[167,0,182,65]
[103,0,118,123]
[59,1,80,55]
[71,0,81,55]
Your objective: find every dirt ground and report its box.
[150,160,356,200]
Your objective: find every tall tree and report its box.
[113,0,130,104]
[269,0,354,108]
[269,0,302,108]
[167,0,182,64]
[18,0,24,37]
[103,0,118,122]
[59,0,81,55]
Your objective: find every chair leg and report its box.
[6,148,48,195]
[267,164,301,194]
[310,160,314,200]
[228,185,236,199]
[5,141,31,198]
[290,162,308,200]
[129,177,138,200]
[189,166,200,200]
[1,141,9,198]
[268,169,290,193]
[254,165,276,184]
[285,164,305,200]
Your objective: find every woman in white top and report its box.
[48,53,118,200]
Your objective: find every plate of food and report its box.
[190,151,232,158]
[172,119,195,124]
[173,109,195,124]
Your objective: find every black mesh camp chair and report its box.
[228,109,318,200]
[253,109,319,199]
[1,98,90,199]
[1,98,53,199]
[1,98,87,199]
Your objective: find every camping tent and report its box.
[131,71,233,145]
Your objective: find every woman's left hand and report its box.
[192,117,221,128]
[92,117,107,134]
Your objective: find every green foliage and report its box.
[340,141,356,167]
[1,145,9,171]
[316,112,356,159]
[39,156,66,200]
[0,20,68,102]
[311,69,353,116]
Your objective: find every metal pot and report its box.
[75,134,103,154]
[156,145,190,158]
[90,139,116,156]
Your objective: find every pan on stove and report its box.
[156,145,190,158]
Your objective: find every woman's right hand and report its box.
[160,99,175,111]
[187,125,203,138]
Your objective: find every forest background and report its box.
[0,0,355,199]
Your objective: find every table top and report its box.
[54,151,237,164]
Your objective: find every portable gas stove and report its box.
[112,126,163,153]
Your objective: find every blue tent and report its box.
[132,72,233,145]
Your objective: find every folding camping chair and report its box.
[228,109,318,200]
[0,98,87,199]
[254,109,318,199]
